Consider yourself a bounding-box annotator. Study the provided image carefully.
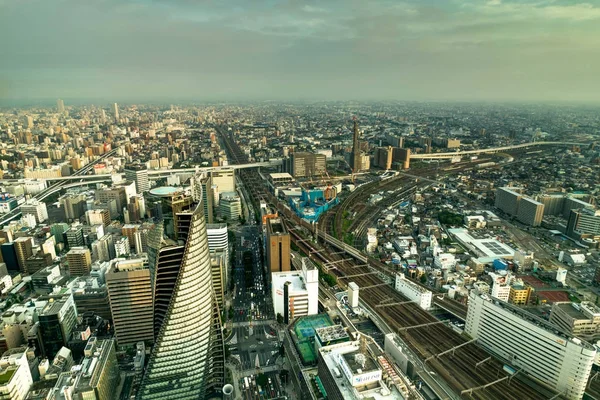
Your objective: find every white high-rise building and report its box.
[112,102,119,120]
[0,347,34,400]
[466,292,596,399]
[206,223,229,263]
[125,164,150,194]
[57,99,65,114]
[20,199,48,224]
[219,192,241,221]
[272,258,319,324]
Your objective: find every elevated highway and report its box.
[0,160,283,186]
[411,141,584,160]
[146,160,283,176]
[0,149,118,226]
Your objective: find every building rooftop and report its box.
[290,313,334,365]
[267,218,287,235]
[319,341,403,400]
[269,172,293,180]
[395,273,430,294]
[342,350,379,375]
[0,367,16,384]
[206,223,227,230]
[111,258,147,272]
[149,186,183,198]
[315,325,349,344]
[272,271,314,293]
[521,197,544,206]
[449,228,515,258]
[556,302,600,320]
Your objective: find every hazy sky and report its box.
[1,0,600,103]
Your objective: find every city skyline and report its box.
[2,0,600,103]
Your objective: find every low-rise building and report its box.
[508,284,532,305]
[394,273,432,310]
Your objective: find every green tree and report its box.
[276,313,283,324]
[438,210,464,226]
[322,273,337,287]
[420,274,428,284]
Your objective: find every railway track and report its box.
[287,227,548,400]
[218,126,552,400]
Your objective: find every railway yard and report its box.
[219,126,557,399]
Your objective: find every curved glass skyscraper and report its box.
[138,189,225,400]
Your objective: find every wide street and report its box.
[229,224,280,372]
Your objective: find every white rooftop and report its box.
[269,172,293,179]
[272,271,311,293]
[448,228,515,258]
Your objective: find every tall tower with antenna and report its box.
[350,117,362,172]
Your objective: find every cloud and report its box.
[0,0,599,102]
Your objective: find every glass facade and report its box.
[138,191,225,400]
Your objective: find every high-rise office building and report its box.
[125,164,150,194]
[38,294,78,359]
[562,196,594,219]
[65,225,85,249]
[60,193,87,221]
[13,237,33,274]
[272,258,318,324]
[219,192,241,221]
[466,292,595,399]
[289,152,327,178]
[106,258,154,346]
[21,199,48,224]
[86,209,111,227]
[57,99,65,114]
[266,218,290,273]
[206,223,229,266]
[210,169,235,194]
[1,244,19,273]
[374,146,393,170]
[112,103,119,120]
[146,222,185,339]
[51,337,120,400]
[66,247,92,276]
[350,119,362,172]
[138,196,224,399]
